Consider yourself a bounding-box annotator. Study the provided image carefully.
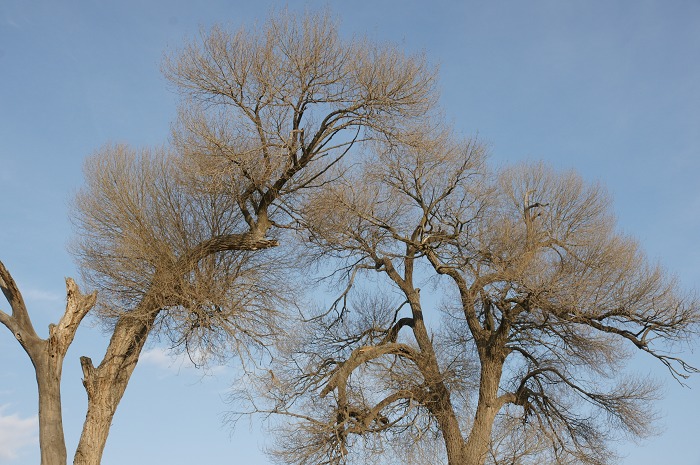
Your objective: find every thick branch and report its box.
[0,260,39,343]
[346,388,427,434]
[178,233,279,268]
[50,278,97,355]
[320,342,419,398]
[380,317,415,344]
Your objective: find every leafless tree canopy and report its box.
[163,10,436,229]
[66,10,439,465]
[2,10,697,465]
[71,145,287,361]
[236,130,699,465]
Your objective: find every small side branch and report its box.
[586,318,699,383]
[80,356,96,390]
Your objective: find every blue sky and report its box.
[1,1,699,464]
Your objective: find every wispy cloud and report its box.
[21,287,64,304]
[140,347,226,376]
[141,347,175,370]
[3,18,22,30]
[0,405,37,461]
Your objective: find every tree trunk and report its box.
[1,268,95,465]
[74,313,155,465]
[405,292,469,465]
[431,382,468,465]
[72,374,118,465]
[34,347,68,465]
[462,356,504,465]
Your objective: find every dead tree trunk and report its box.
[34,348,68,465]
[0,262,96,465]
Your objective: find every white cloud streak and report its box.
[21,288,64,304]
[0,405,37,461]
[140,347,226,376]
[140,347,175,370]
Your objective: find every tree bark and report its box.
[430,382,468,465]
[34,348,68,465]
[462,356,504,465]
[404,292,468,465]
[73,312,155,465]
[1,263,96,465]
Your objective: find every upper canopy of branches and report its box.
[163,9,437,226]
[70,11,438,362]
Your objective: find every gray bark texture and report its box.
[0,262,96,465]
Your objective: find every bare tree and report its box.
[69,143,290,465]
[0,264,96,465]
[1,11,439,465]
[2,10,436,465]
[241,131,699,465]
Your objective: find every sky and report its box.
[1,1,699,464]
